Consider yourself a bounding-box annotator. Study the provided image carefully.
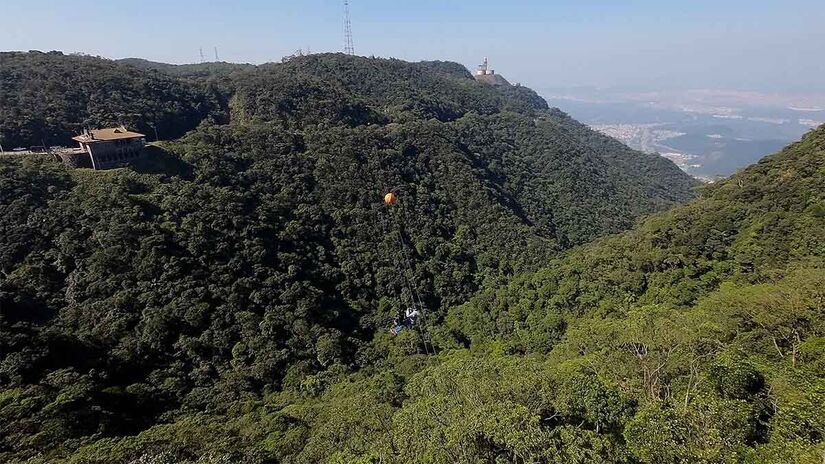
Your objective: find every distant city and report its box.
[544,88,825,181]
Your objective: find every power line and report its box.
[343,0,355,55]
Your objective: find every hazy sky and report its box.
[2,0,824,93]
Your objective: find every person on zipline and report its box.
[391,307,420,335]
[383,192,425,337]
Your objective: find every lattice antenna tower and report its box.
[199,47,205,63]
[343,0,355,55]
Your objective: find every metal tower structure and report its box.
[214,47,219,61]
[199,47,205,63]
[343,0,355,55]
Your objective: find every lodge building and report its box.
[71,126,147,170]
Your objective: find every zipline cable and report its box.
[389,202,434,355]
[378,201,425,353]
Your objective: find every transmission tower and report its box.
[214,46,219,61]
[343,0,355,55]
[199,47,205,63]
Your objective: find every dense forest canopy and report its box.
[0,51,229,148]
[3,51,822,463]
[115,58,257,80]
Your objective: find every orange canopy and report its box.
[384,192,397,205]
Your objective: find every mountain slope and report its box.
[9,125,819,464]
[225,54,696,242]
[0,52,701,463]
[202,124,822,464]
[430,125,825,462]
[449,123,825,350]
[117,58,256,79]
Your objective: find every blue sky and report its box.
[2,0,824,93]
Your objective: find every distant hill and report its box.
[229,54,549,124]
[0,51,228,147]
[117,57,256,79]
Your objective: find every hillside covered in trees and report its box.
[0,51,228,148]
[6,51,818,463]
[4,113,812,464]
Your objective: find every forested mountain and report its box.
[116,58,256,79]
[428,125,825,463]
[0,51,719,463]
[0,51,228,147]
[231,54,548,124]
[3,119,811,464]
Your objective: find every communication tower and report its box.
[343,0,355,55]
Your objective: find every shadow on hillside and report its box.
[131,145,193,179]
